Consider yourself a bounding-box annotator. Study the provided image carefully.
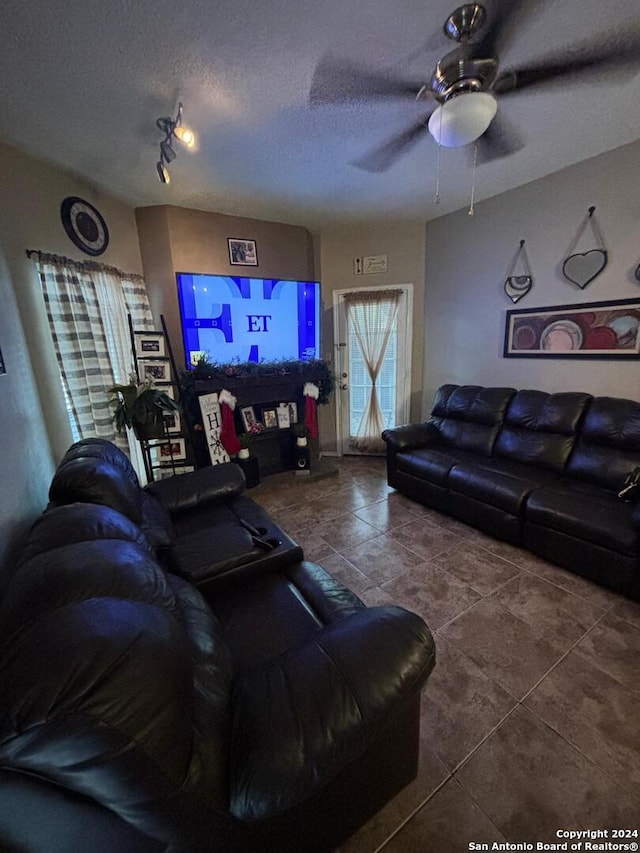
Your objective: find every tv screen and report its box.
[176,272,321,369]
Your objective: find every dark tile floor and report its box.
[250,456,640,852]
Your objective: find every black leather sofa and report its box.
[0,439,435,852]
[383,384,640,600]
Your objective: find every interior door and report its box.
[333,285,412,455]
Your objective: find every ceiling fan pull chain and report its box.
[468,142,478,216]
[434,109,443,205]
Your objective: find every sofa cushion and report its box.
[526,480,637,555]
[19,502,151,564]
[566,396,640,491]
[394,446,488,487]
[428,385,516,457]
[60,438,140,486]
[228,605,434,821]
[449,458,558,515]
[0,538,233,826]
[138,490,175,552]
[495,390,591,472]
[145,463,245,515]
[49,457,143,524]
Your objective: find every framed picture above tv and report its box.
[176,272,321,369]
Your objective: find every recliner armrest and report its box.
[145,463,246,515]
[382,422,439,453]
[229,605,435,821]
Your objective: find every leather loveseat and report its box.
[0,439,435,852]
[383,384,640,601]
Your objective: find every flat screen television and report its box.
[176,272,321,369]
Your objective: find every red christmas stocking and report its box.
[219,389,241,456]
[303,382,319,440]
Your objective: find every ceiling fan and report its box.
[309,1,640,172]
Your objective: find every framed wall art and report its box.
[150,439,187,463]
[134,332,165,358]
[140,360,170,382]
[228,238,258,266]
[504,298,640,359]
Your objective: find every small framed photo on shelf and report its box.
[163,411,181,434]
[228,238,258,266]
[141,360,170,382]
[134,332,165,358]
[262,408,277,429]
[150,438,186,464]
[240,405,258,431]
[287,401,298,424]
[276,404,291,429]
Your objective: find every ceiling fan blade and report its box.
[469,113,523,164]
[351,116,431,172]
[475,0,534,58]
[493,31,640,95]
[309,55,428,104]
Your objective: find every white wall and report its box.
[423,139,640,415]
[0,140,143,573]
[317,220,427,452]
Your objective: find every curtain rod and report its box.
[25,249,145,282]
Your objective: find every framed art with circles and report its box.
[60,196,109,256]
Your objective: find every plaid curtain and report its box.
[33,252,155,473]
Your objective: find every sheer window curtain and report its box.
[32,252,155,480]
[344,289,401,454]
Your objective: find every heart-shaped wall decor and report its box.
[562,249,607,289]
[504,275,532,303]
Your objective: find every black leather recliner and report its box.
[0,439,436,852]
[383,384,640,600]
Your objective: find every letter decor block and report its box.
[199,393,231,465]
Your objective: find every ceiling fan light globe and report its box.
[428,92,497,147]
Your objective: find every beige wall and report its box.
[316,221,427,452]
[423,139,640,416]
[0,140,143,571]
[135,205,315,371]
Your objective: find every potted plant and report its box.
[291,422,308,447]
[109,374,180,440]
[237,432,252,459]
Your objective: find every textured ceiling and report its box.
[2,0,640,228]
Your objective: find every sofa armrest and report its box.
[145,463,245,515]
[229,605,435,821]
[382,422,439,453]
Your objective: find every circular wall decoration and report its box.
[60,196,109,256]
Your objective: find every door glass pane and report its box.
[348,304,398,438]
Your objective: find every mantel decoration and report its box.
[109,374,180,439]
[182,357,334,405]
[504,239,533,303]
[504,298,640,359]
[562,206,608,289]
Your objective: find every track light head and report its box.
[154,102,195,184]
[160,139,176,163]
[156,160,171,184]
